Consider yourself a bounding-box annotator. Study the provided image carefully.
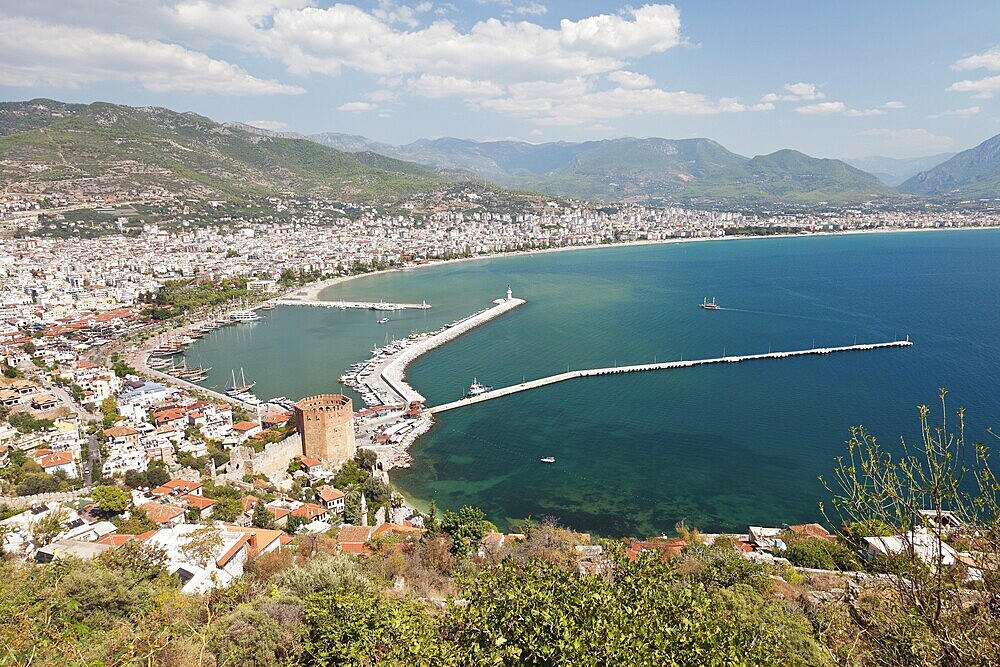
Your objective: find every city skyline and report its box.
[2,1,999,159]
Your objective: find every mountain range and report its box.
[899,134,1000,197]
[1,99,998,206]
[0,100,444,203]
[312,134,895,204]
[843,154,956,187]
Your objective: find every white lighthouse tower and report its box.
[506,284,513,301]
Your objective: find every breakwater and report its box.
[429,339,913,413]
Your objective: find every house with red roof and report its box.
[140,501,186,527]
[231,421,262,443]
[31,450,77,478]
[315,485,346,515]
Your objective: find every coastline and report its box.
[286,225,1000,304]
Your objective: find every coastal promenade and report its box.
[272,298,431,310]
[429,339,913,413]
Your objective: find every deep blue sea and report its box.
[183,231,1000,536]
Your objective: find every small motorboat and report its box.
[540,457,556,464]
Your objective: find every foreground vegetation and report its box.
[0,523,834,667]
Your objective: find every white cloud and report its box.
[243,119,288,130]
[338,101,378,112]
[948,47,1000,98]
[408,74,504,99]
[844,108,887,117]
[0,15,304,95]
[859,128,953,155]
[930,106,981,118]
[784,82,825,100]
[795,101,846,115]
[947,75,1000,98]
[607,70,655,89]
[795,100,902,117]
[953,47,1000,71]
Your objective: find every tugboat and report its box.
[699,297,720,310]
[465,378,493,398]
[540,457,556,464]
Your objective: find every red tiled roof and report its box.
[291,503,327,520]
[316,485,345,503]
[182,494,216,510]
[232,421,260,432]
[103,426,138,438]
[140,502,185,524]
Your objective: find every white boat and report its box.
[699,297,720,310]
[540,457,556,464]
[229,310,262,322]
[377,317,390,324]
[466,378,494,398]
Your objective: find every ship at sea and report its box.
[699,297,720,310]
[465,378,493,398]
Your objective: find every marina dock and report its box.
[271,298,432,310]
[429,339,913,414]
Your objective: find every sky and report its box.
[1,1,999,159]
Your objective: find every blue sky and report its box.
[2,1,999,158]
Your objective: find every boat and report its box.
[540,457,556,464]
[377,317,390,324]
[699,297,720,310]
[260,303,275,311]
[229,310,262,322]
[226,368,256,395]
[465,378,494,398]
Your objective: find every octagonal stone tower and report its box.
[294,394,355,466]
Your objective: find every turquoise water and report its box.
[183,231,1000,536]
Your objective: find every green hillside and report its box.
[313,133,894,204]
[900,133,1000,197]
[0,100,445,202]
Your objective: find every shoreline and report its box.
[286,225,1000,304]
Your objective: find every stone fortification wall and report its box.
[223,434,302,481]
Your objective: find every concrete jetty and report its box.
[380,296,527,404]
[429,339,913,414]
[272,298,432,310]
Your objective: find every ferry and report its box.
[540,457,556,464]
[229,310,262,322]
[699,297,720,310]
[465,378,494,398]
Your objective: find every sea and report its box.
[180,230,1000,537]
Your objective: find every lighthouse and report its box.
[506,285,513,301]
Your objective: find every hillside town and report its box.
[0,192,995,587]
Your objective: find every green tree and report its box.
[304,588,449,666]
[211,496,243,523]
[441,505,491,556]
[180,526,223,567]
[820,390,1000,665]
[212,605,284,667]
[285,514,306,535]
[114,507,157,534]
[146,461,170,488]
[91,485,131,514]
[251,499,274,529]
